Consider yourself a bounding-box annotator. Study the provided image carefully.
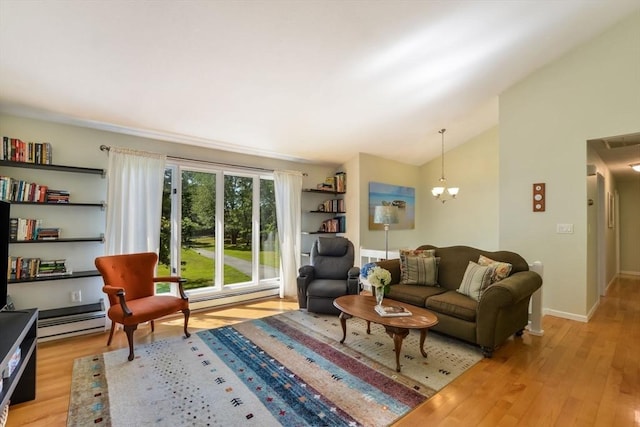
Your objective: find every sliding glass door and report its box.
[158,164,279,297]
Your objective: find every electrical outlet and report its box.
[71,290,82,302]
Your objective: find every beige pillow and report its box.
[400,255,438,286]
[478,255,512,284]
[457,261,495,301]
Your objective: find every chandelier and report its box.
[431,128,459,203]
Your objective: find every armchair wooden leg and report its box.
[107,321,116,346]
[124,324,138,361]
[182,309,191,338]
[150,320,155,332]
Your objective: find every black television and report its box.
[0,200,9,311]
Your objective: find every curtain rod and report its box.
[99,144,307,175]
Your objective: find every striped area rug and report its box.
[68,310,482,426]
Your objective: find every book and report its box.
[375,304,412,317]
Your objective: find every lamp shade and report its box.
[373,205,399,225]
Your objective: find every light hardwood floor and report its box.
[5,276,639,427]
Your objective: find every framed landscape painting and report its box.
[368,182,415,230]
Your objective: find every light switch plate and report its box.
[556,223,574,234]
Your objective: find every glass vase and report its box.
[375,287,384,306]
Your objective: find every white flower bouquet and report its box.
[367,266,392,295]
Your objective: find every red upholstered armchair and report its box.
[95,252,190,361]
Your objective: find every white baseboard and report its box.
[543,308,588,323]
[586,299,600,321]
[619,270,640,277]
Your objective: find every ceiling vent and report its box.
[602,133,640,150]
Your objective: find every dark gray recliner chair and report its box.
[297,237,360,315]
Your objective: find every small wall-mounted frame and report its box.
[533,183,545,212]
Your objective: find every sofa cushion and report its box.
[478,254,512,284]
[400,255,439,286]
[426,290,478,322]
[386,283,446,307]
[457,261,494,301]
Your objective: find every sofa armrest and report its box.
[476,270,542,350]
[373,259,402,284]
[479,271,543,310]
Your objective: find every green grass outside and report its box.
[155,236,279,293]
[193,236,280,268]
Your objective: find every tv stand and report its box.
[0,308,38,413]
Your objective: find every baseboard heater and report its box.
[38,300,106,342]
[189,286,279,311]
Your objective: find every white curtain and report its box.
[104,147,166,255]
[274,170,303,299]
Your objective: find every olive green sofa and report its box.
[373,245,542,357]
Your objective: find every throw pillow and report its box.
[457,261,495,301]
[399,248,436,285]
[477,254,512,284]
[400,255,438,286]
[399,248,436,258]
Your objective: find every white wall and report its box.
[352,127,499,258]
[618,178,640,275]
[419,126,500,249]
[499,12,640,318]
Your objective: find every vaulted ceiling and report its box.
[1,1,638,167]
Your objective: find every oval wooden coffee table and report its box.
[333,294,439,372]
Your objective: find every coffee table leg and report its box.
[419,328,428,358]
[384,326,410,372]
[338,312,351,344]
[366,320,371,335]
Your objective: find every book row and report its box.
[9,217,60,241]
[319,216,346,233]
[315,171,346,192]
[0,176,70,203]
[8,257,69,280]
[2,136,53,164]
[318,198,345,213]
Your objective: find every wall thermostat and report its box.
[533,183,545,212]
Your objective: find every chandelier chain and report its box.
[439,128,446,181]
[431,127,458,203]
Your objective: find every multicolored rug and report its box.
[68,310,482,426]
